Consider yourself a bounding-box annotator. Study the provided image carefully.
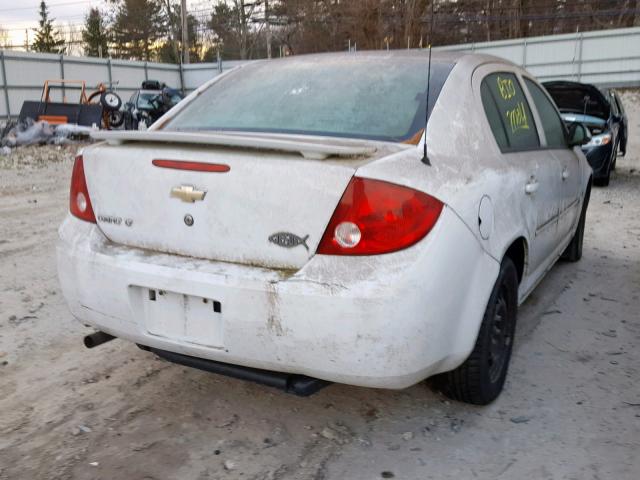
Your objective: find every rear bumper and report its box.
[57,209,498,389]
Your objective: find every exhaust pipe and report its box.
[84,331,115,349]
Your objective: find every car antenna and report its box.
[421,0,436,166]
[583,94,590,119]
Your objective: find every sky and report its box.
[0,0,206,48]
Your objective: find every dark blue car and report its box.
[543,81,628,186]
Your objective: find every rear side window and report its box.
[524,79,568,149]
[481,73,539,152]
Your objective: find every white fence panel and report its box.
[183,65,219,91]
[146,65,182,89]
[525,38,579,68]
[438,26,640,86]
[110,60,147,90]
[64,58,109,86]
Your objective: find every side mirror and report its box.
[612,114,622,123]
[568,122,589,147]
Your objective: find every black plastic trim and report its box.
[84,331,116,348]
[146,346,330,397]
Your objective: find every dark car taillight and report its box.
[316,177,443,255]
[69,155,96,223]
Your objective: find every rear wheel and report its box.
[437,258,518,405]
[561,183,590,262]
[594,170,610,187]
[594,148,614,186]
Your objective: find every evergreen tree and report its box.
[82,8,110,57]
[32,1,65,53]
[158,5,200,64]
[112,0,165,60]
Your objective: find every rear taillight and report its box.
[317,177,443,255]
[69,155,96,223]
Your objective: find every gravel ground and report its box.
[0,144,82,170]
[0,91,639,480]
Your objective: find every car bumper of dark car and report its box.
[582,143,613,178]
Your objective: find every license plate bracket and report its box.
[139,288,224,348]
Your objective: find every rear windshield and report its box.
[163,55,454,143]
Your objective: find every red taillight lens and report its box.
[317,177,443,255]
[69,155,96,223]
[152,159,231,172]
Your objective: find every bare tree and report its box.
[0,27,12,48]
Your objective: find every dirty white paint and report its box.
[57,52,591,389]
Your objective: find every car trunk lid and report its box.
[83,132,404,270]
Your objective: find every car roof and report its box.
[244,50,516,72]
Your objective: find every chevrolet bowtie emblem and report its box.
[170,185,207,203]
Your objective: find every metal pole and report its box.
[179,61,185,96]
[59,54,65,101]
[0,51,11,119]
[265,0,272,59]
[181,0,190,64]
[144,61,148,81]
[577,32,584,81]
[522,39,527,68]
[107,58,113,89]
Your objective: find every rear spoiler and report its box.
[91,130,376,160]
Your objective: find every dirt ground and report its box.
[1,91,639,480]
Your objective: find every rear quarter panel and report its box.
[357,58,532,270]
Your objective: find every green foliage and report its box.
[31,1,65,54]
[112,0,166,61]
[157,3,200,64]
[39,0,640,62]
[208,0,264,60]
[82,8,110,57]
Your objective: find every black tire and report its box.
[124,112,134,130]
[100,91,122,111]
[561,183,590,262]
[108,110,124,128]
[438,258,519,405]
[593,168,610,187]
[595,146,616,187]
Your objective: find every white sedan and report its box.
[57,51,591,405]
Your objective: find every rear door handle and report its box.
[525,178,539,194]
[562,168,570,180]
